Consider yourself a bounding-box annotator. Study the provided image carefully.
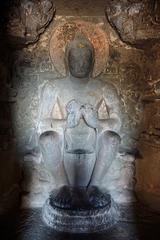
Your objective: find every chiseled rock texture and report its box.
[6,0,55,46]
[105,0,160,47]
[0,0,160,214]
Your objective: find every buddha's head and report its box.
[66,35,95,78]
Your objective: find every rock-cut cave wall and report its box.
[0,0,160,213]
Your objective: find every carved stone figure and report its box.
[31,35,122,191]
[105,0,160,47]
[22,34,123,232]
[6,0,55,45]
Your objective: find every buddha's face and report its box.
[67,42,94,78]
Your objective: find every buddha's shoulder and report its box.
[42,77,67,91]
[90,78,117,91]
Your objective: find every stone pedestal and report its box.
[42,186,118,233]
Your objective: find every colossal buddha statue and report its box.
[36,35,121,190]
[23,34,122,232]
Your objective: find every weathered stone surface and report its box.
[10,17,143,210]
[104,153,136,204]
[105,0,160,47]
[19,31,127,214]
[136,101,160,211]
[1,1,160,216]
[42,186,118,233]
[2,2,160,237]
[6,0,55,46]
[49,20,109,77]
[15,202,160,240]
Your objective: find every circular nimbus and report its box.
[49,20,109,77]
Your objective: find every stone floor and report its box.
[1,203,160,240]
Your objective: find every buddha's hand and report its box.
[66,100,81,128]
[81,104,98,129]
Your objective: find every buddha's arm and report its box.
[37,83,67,134]
[27,83,57,150]
[100,84,122,133]
[37,83,57,133]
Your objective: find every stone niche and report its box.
[0,0,160,227]
[14,17,138,210]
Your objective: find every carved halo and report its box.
[49,20,109,77]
